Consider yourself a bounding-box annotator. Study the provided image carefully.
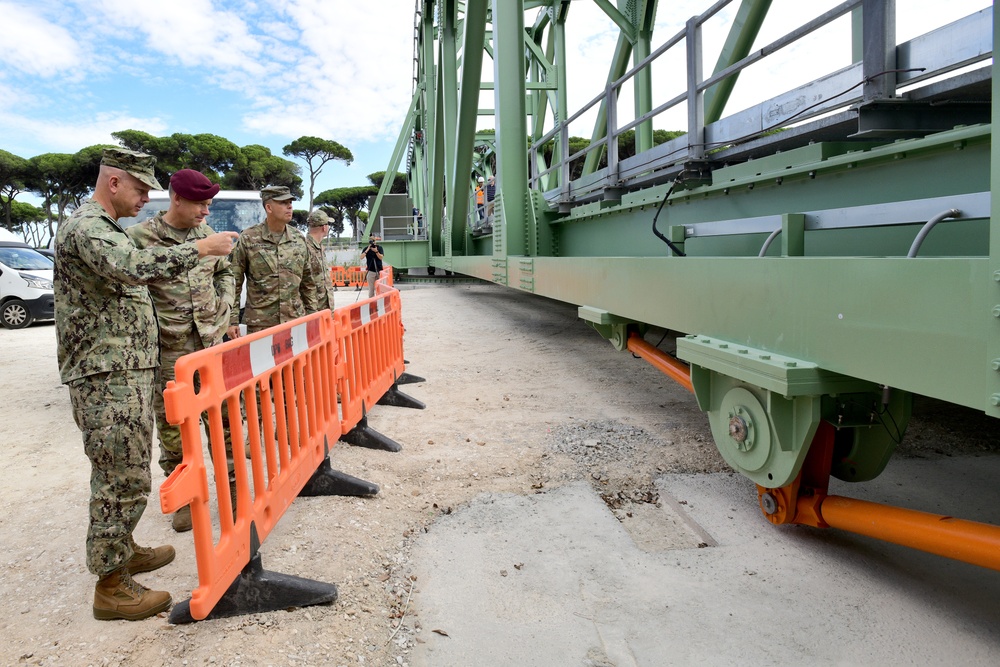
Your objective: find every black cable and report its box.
[648,68,926,258]
[651,179,685,256]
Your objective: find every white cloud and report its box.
[0,109,168,157]
[92,0,266,72]
[239,0,416,143]
[0,3,82,77]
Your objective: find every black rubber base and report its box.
[299,457,379,497]
[168,553,337,624]
[377,383,426,410]
[340,415,402,452]
[396,372,425,385]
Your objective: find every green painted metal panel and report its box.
[382,240,430,270]
[678,335,876,398]
[439,253,988,412]
[536,256,990,411]
[989,4,1000,415]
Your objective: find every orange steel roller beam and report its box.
[629,337,1000,570]
[759,423,1000,572]
[819,496,1000,572]
[626,333,693,393]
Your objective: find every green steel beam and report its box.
[443,253,989,411]
[703,0,772,125]
[632,1,657,154]
[431,63,447,254]
[548,4,569,190]
[419,1,437,243]
[440,0,460,257]
[402,1,997,430]
[582,31,632,175]
[493,0,530,258]
[592,0,637,43]
[449,0,489,254]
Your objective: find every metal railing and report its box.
[527,1,993,205]
[376,215,428,241]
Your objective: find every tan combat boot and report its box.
[171,506,193,532]
[93,568,171,620]
[127,541,176,574]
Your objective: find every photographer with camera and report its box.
[360,235,384,298]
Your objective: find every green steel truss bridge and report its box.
[368,1,999,568]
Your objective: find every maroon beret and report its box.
[170,169,220,201]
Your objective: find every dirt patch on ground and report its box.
[0,282,995,667]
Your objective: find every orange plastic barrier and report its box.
[333,286,406,437]
[160,312,341,620]
[347,266,365,288]
[329,265,350,287]
[160,264,420,622]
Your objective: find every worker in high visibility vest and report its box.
[475,176,485,221]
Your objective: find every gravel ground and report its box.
[0,282,996,667]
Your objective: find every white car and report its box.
[0,241,54,329]
[116,189,265,234]
[116,189,266,320]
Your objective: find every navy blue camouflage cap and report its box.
[101,148,164,190]
[261,185,295,202]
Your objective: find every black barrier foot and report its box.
[396,372,425,385]
[168,551,337,624]
[299,457,379,497]
[340,415,402,452]
[377,383,427,410]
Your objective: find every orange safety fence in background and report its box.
[160,265,423,622]
[329,265,350,288]
[347,266,365,288]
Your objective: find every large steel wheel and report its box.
[1,300,32,329]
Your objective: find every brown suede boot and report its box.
[171,505,193,532]
[93,568,171,621]
[127,541,176,574]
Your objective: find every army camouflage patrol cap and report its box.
[101,148,164,190]
[307,210,330,227]
[260,185,295,202]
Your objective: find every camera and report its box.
[369,239,376,247]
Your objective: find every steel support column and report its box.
[492,0,529,257]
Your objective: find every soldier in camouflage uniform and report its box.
[125,169,237,533]
[54,149,238,621]
[227,185,321,337]
[305,209,336,311]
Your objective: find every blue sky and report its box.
[1,0,417,201]
[1,0,990,208]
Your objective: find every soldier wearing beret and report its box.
[125,169,238,533]
[54,149,239,620]
[305,209,336,311]
[227,185,321,337]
